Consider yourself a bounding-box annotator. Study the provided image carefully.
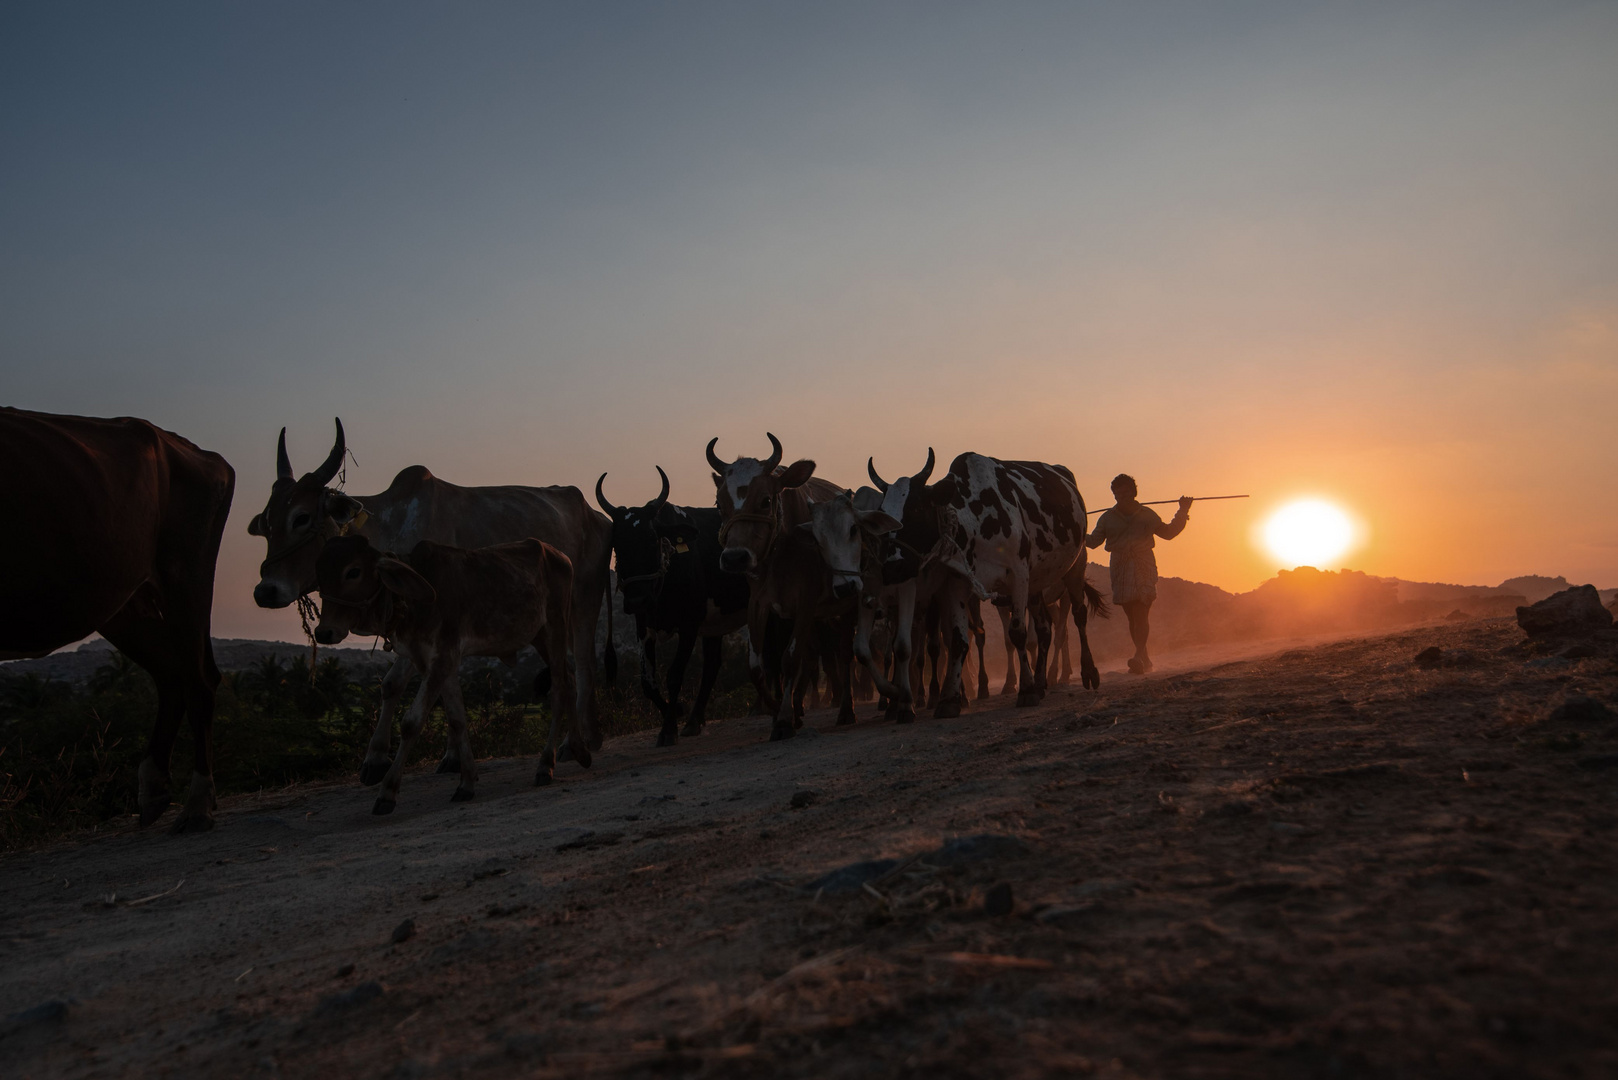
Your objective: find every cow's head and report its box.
[313,534,435,645]
[706,433,782,518]
[248,419,364,608]
[868,449,939,583]
[718,458,816,576]
[596,468,674,617]
[799,491,900,600]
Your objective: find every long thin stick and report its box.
[1087,495,1248,514]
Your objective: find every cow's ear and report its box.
[859,510,902,534]
[247,513,267,537]
[779,459,817,489]
[376,558,436,604]
[323,491,364,526]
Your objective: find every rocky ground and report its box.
[3,617,1617,1079]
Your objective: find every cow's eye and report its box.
[762,496,772,509]
[345,566,361,580]
[849,525,859,539]
[292,512,312,530]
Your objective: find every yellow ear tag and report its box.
[339,509,370,537]
[675,538,689,554]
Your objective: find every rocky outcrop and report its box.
[1516,585,1614,639]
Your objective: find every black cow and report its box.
[595,468,749,747]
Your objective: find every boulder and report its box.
[1516,585,1614,639]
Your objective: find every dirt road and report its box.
[4,617,1616,1079]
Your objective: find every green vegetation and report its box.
[1,635,762,852]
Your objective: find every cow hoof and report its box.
[836,710,857,726]
[360,760,389,786]
[896,707,916,725]
[680,721,703,737]
[656,727,678,748]
[1082,667,1101,690]
[436,757,460,775]
[169,811,214,834]
[1016,690,1041,708]
[934,698,963,719]
[556,741,575,763]
[769,724,797,742]
[451,786,474,802]
[573,745,593,770]
[588,730,604,752]
[534,770,553,787]
[373,798,396,815]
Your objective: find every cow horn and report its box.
[276,427,294,482]
[594,473,620,517]
[649,466,670,514]
[867,457,889,493]
[705,437,727,474]
[310,418,346,485]
[763,432,782,473]
[914,447,935,487]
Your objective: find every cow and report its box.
[0,407,234,832]
[879,453,1106,713]
[248,419,614,783]
[313,534,580,811]
[719,461,892,739]
[594,468,748,747]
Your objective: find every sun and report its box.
[1262,499,1356,568]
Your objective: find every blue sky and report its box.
[3,2,1615,638]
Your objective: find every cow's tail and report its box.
[602,570,618,687]
[1083,581,1109,620]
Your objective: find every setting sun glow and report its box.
[1262,500,1356,568]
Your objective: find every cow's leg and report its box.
[99,611,187,828]
[1054,596,1073,685]
[637,631,674,747]
[1064,565,1103,690]
[659,629,699,746]
[172,637,222,833]
[362,654,415,786]
[684,635,723,736]
[853,602,900,703]
[1030,600,1053,703]
[973,613,991,700]
[997,604,1018,696]
[375,662,450,814]
[926,614,945,707]
[770,634,805,742]
[439,675,479,801]
[537,579,584,786]
[887,583,918,723]
[1006,579,1042,708]
[746,603,781,716]
[934,581,973,719]
[574,562,607,753]
[830,620,857,726]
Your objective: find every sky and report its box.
[2,1,1615,641]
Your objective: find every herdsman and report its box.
[1085,474,1192,674]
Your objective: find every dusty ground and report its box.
[4,617,1617,1080]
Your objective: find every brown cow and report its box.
[313,535,580,812]
[248,419,614,778]
[0,407,234,832]
[706,432,846,523]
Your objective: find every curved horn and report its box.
[914,447,935,487]
[310,418,346,485]
[867,457,889,493]
[276,427,293,482]
[649,466,670,514]
[763,432,783,473]
[594,473,620,517]
[705,437,727,474]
